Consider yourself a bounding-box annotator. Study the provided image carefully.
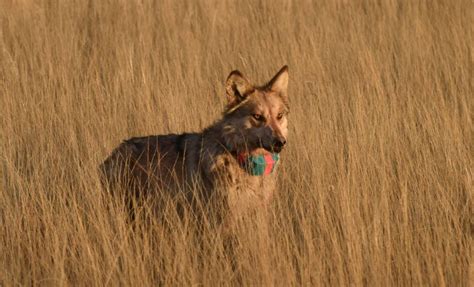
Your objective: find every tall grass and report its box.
[1,0,471,285]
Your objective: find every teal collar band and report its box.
[237,152,280,176]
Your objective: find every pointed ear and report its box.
[226,70,254,105]
[267,65,288,98]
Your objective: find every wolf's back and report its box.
[99,133,201,193]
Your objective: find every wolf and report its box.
[100,66,289,228]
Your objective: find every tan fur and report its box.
[100,66,289,228]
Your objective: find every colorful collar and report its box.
[236,152,280,176]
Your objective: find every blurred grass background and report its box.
[0,0,471,285]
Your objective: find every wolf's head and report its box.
[221,66,289,154]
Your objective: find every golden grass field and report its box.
[1,0,472,285]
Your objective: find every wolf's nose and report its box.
[273,138,287,149]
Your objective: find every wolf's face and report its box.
[222,66,289,154]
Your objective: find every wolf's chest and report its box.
[226,164,277,209]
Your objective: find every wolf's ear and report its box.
[267,65,289,98]
[226,70,253,105]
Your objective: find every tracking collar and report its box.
[236,152,280,176]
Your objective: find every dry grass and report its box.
[1,0,472,285]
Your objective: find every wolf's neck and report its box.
[201,119,269,156]
[201,119,233,152]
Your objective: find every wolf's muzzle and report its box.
[272,138,286,153]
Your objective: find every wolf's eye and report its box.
[277,113,284,120]
[252,114,264,121]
